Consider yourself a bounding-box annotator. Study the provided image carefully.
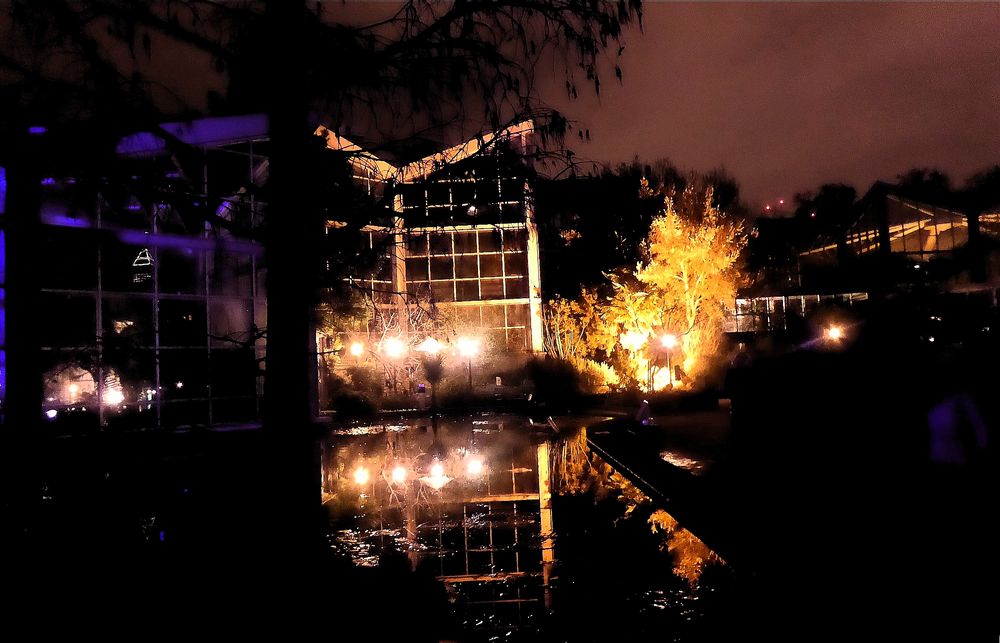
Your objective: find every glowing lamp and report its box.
[384,337,406,359]
[103,389,125,406]
[456,337,480,358]
[660,334,678,349]
[467,457,484,477]
[353,466,370,486]
[349,341,365,357]
[825,326,844,341]
[416,337,443,354]
[391,466,407,485]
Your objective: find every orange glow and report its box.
[383,337,406,358]
[619,331,647,352]
[353,466,370,486]
[660,334,678,349]
[391,465,407,484]
[349,341,365,357]
[826,325,844,341]
[456,337,480,358]
[415,337,443,354]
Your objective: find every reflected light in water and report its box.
[391,465,407,484]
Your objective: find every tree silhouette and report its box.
[1,0,644,552]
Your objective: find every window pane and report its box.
[39,293,95,347]
[210,299,254,347]
[479,254,502,278]
[103,296,154,347]
[160,248,205,295]
[160,299,207,347]
[406,257,429,282]
[430,257,453,280]
[455,256,478,279]
[456,281,480,302]
[430,281,454,303]
[503,251,528,276]
[453,231,477,254]
[429,232,453,256]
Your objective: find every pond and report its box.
[321,414,742,641]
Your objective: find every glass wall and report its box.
[38,139,265,431]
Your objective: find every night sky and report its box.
[542,2,1000,207]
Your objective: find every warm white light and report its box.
[826,326,844,341]
[928,336,935,343]
[467,457,484,477]
[778,199,785,205]
[456,337,480,358]
[349,341,365,357]
[103,389,125,405]
[660,334,678,349]
[45,409,58,420]
[391,466,407,484]
[620,331,647,352]
[175,381,184,389]
[353,466,370,486]
[384,337,406,359]
[431,462,445,478]
[67,383,80,396]
[416,337,443,354]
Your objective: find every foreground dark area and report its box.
[2,310,997,641]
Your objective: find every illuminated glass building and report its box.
[318,122,544,354]
[30,116,268,430]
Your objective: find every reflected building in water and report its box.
[322,417,721,639]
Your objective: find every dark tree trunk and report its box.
[260,0,324,556]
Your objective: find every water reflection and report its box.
[322,416,727,639]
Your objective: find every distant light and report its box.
[103,389,125,405]
[45,409,58,420]
[765,205,771,211]
[928,336,935,343]
[353,466,370,486]
[384,337,406,359]
[349,341,365,357]
[456,337,480,358]
[825,326,844,341]
[913,264,921,269]
[467,457,484,477]
[810,211,816,218]
[467,205,477,216]
[175,381,184,389]
[28,126,46,135]
[778,199,785,205]
[416,337,443,354]
[67,383,80,396]
[660,334,678,349]
[391,466,407,485]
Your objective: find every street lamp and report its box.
[383,337,407,391]
[825,325,844,342]
[456,336,480,391]
[349,341,365,359]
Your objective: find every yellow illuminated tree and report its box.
[543,177,745,390]
[635,178,746,380]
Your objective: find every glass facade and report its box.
[337,137,543,354]
[37,132,266,430]
[847,195,970,260]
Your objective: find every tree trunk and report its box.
[261,0,323,556]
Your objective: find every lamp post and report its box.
[660,333,678,389]
[457,337,480,391]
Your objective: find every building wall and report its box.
[36,137,266,430]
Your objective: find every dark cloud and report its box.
[545,2,1000,204]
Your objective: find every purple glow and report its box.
[0,166,6,215]
[41,211,90,229]
[159,531,166,542]
[118,230,262,256]
[116,114,268,156]
[28,126,47,135]
[41,177,57,186]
